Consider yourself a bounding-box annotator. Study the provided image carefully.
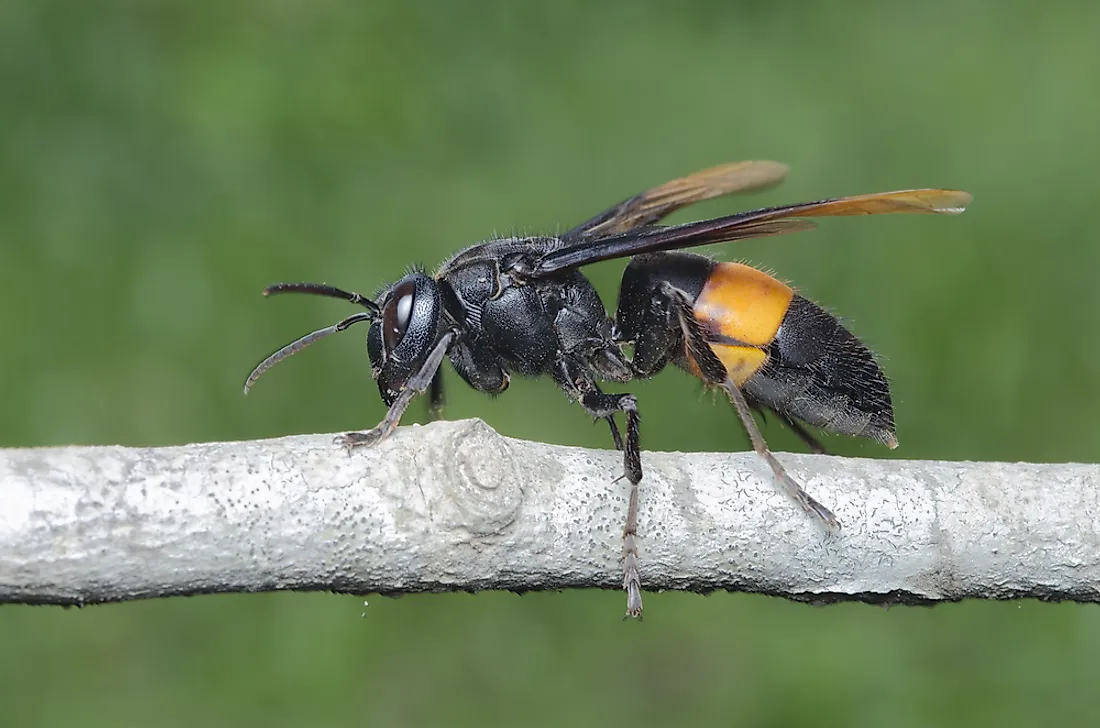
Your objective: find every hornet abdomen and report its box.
[617,252,896,446]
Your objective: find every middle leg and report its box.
[552,356,644,618]
[428,369,445,421]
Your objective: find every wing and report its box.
[534,188,973,276]
[562,160,790,241]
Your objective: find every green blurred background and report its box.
[2,0,1099,725]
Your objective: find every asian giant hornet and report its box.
[245,161,971,617]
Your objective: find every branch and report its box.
[2,418,1098,609]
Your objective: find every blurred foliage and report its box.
[2,0,1099,726]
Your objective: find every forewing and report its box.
[563,160,790,241]
[535,188,972,275]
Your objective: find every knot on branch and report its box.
[415,418,524,536]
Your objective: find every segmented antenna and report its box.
[244,311,375,393]
[263,282,380,315]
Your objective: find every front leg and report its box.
[340,331,457,449]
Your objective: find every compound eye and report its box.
[382,280,416,351]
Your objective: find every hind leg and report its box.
[660,282,838,531]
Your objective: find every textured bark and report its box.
[2,418,1098,607]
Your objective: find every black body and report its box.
[365,237,642,473]
[244,161,969,618]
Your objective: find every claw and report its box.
[337,429,385,450]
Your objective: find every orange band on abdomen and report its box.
[694,263,793,347]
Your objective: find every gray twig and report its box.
[2,419,1098,608]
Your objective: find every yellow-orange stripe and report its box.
[694,262,792,347]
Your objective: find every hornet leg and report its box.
[340,331,457,449]
[428,369,445,421]
[553,356,644,618]
[772,407,828,455]
[659,282,838,531]
[724,382,838,531]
